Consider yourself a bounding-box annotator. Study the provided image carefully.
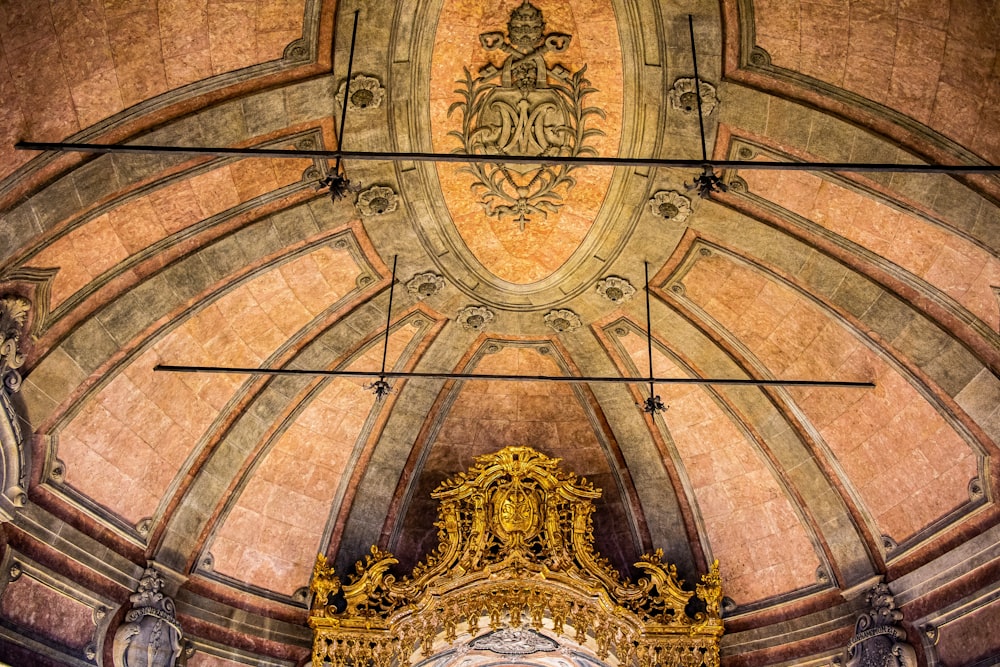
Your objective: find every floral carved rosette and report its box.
[448,1,605,229]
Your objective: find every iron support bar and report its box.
[14,142,1000,175]
[153,364,874,387]
[333,10,360,172]
[688,15,708,163]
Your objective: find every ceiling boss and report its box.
[448,1,605,230]
[308,447,723,667]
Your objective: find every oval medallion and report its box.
[493,483,541,537]
[431,0,623,284]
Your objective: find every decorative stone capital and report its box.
[845,581,917,667]
[113,565,185,667]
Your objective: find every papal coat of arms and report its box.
[448,1,605,229]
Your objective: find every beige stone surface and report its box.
[0,0,997,665]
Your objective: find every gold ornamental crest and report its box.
[308,446,723,667]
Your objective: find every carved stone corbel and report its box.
[0,296,30,521]
[113,565,185,667]
[845,581,917,667]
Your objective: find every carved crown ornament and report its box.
[308,446,723,667]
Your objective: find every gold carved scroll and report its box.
[308,446,723,667]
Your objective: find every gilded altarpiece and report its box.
[308,447,723,667]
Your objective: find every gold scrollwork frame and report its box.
[309,446,723,667]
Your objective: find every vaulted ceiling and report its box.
[0,1,999,666]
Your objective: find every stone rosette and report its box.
[458,306,495,331]
[596,276,635,303]
[355,186,399,217]
[406,272,445,299]
[543,309,582,333]
[667,77,718,116]
[336,74,385,111]
[648,190,692,223]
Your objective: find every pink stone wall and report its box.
[680,251,978,542]
[743,167,1000,331]
[0,574,95,649]
[753,0,1000,162]
[58,245,362,522]
[209,325,419,595]
[0,0,308,180]
[619,330,821,603]
[27,154,311,309]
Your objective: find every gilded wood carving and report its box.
[309,446,723,667]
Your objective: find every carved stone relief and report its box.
[845,581,917,667]
[469,627,559,654]
[458,305,496,331]
[667,77,718,116]
[335,74,386,111]
[0,296,28,396]
[596,276,635,304]
[448,1,604,229]
[543,308,581,332]
[406,272,446,299]
[0,296,30,520]
[113,566,185,667]
[355,185,399,216]
[648,190,692,222]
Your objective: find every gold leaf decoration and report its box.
[309,446,723,667]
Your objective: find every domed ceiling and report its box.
[0,0,998,666]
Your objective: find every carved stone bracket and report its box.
[113,565,185,667]
[0,296,30,520]
[845,581,917,667]
[309,447,723,667]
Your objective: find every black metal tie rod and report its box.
[153,364,874,388]
[14,142,1000,175]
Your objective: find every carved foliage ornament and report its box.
[596,276,635,303]
[667,78,718,117]
[845,582,917,667]
[336,74,386,111]
[309,446,723,667]
[459,305,496,331]
[543,308,582,333]
[407,272,446,299]
[356,185,399,217]
[0,297,29,394]
[448,1,605,229]
[648,190,692,223]
[113,566,184,667]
